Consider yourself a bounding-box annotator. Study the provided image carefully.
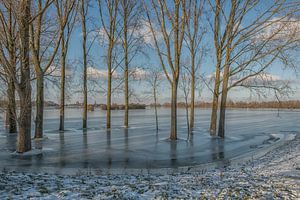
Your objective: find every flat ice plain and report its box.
[0,108,299,172]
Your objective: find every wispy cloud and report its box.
[92,19,163,47]
[255,17,300,42]
[130,67,148,80]
[46,65,72,77]
[134,19,163,46]
[87,67,120,79]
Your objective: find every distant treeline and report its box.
[100,103,146,110]
[67,103,146,110]
[150,101,300,109]
[1,100,299,110]
[0,100,59,108]
[0,101,146,110]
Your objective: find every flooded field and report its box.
[0,108,299,170]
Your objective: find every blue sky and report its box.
[46,0,300,104]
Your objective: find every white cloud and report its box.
[130,67,148,80]
[248,73,281,82]
[255,17,300,42]
[92,28,110,46]
[207,71,282,85]
[239,72,283,86]
[46,65,72,77]
[134,19,163,46]
[92,19,163,47]
[206,71,223,80]
[87,67,120,79]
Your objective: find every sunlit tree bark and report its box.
[209,0,226,135]
[217,0,236,137]
[17,0,32,152]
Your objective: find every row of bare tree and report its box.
[0,0,299,153]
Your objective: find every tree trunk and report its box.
[6,5,17,134]
[153,86,158,132]
[6,78,17,133]
[17,93,32,152]
[209,59,221,135]
[217,0,235,138]
[210,0,222,136]
[17,0,32,153]
[171,2,179,141]
[189,52,195,131]
[185,96,190,135]
[83,54,87,129]
[59,38,66,131]
[34,70,44,138]
[81,1,88,130]
[124,66,129,128]
[170,80,178,140]
[218,64,229,138]
[123,5,129,128]
[106,48,112,129]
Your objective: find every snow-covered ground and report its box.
[0,135,299,199]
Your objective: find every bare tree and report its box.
[15,0,32,152]
[30,0,71,138]
[209,0,300,137]
[184,0,205,131]
[98,0,119,129]
[121,0,130,128]
[145,68,162,132]
[119,0,144,128]
[208,0,228,135]
[179,71,191,135]
[145,0,186,140]
[0,1,17,133]
[216,0,236,137]
[80,0,88,129]
[55,0,77,131]
[0,0,56,152]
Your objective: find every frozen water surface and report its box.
[0,108,299,171]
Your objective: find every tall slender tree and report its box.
[80,0,88,129]
[209,0,227,135]
[217,0,236,137]
[0,1,17,133]
[179,72,191,134]
[119,0,143,128]
[145,0,186,140]
[56,0,77,131]
[145,68,162,132]
[98,0,119,129]
[184,0,205,131]
[121,0,130,128]
[30,0,70,138]
[16,0,32,152]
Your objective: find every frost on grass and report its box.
[0,136,299,199]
